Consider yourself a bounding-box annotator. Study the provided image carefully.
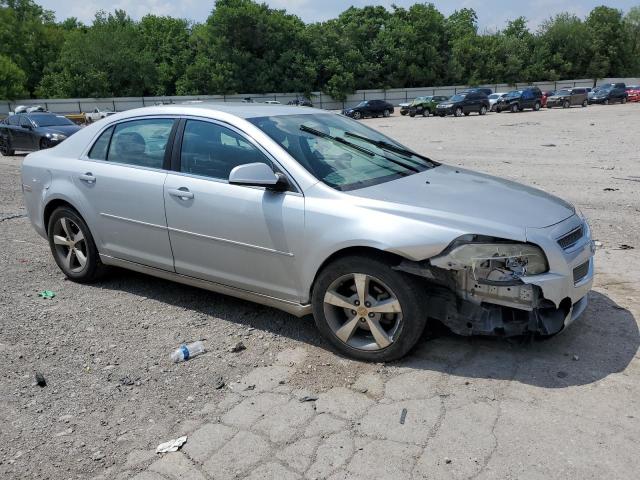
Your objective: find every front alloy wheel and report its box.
[479,105,487,115]
[352,111,362,120]
[312,256,428,361]
[454,107,463,117]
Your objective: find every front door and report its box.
[73,117,176,271]
[163,119,305,302]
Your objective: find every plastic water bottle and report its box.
[171,341,205,363]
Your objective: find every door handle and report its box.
[168,187,194,200]
[79,172,96,183]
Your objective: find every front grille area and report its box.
[573,261,590,283]
[558,226,584,249]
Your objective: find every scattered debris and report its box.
[38,290,56,299]
[245,384,256,391]
[603,187,619,191]
[35,371,46,387]
[541,143,556,147]
[618,244,634,250]
[594,240,603,247]
[400,408,408,425]
[299,395,318,403]
[156,436,187,454]
[228,341,246,353]
[213,375,225,389]
[572,355,579,361]
[445,457,452,464]
[119,376,135,386]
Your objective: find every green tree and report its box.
[0,54,28,99]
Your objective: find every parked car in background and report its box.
[436,91,490,117]
[408,95,450,117]
[488,93,508,111]
[342,100,394,120]
[546,88,588,109]
[21,103,594,361]
[0,112,81,155]
[399,102,411,116]
[625,85,640,102]
[589,84,628,104]
[288,98,313,107]
[495,87,543,113]
[84,108,116,123]
[541,90,555,107]
[264,100,281,105]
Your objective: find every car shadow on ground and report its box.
[96,271,637,389]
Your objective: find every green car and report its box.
[408,95,451,117]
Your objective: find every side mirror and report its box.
[228,162,289,192]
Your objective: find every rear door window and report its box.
[107,119,174,169]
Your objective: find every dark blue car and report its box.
[0,112,81,155]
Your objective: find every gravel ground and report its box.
[0,103,639,480]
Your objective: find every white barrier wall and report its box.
[2,78,639,115]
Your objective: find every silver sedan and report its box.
[21,104,594,361]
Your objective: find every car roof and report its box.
[114,102,324,120]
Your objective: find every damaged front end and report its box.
[395,236,576,337]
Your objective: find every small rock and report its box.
[213,375,225,389]
[445,457,452,464]
[91,451,104,461]
[229,342,246,353]
[55,428,73,437]
[572,355,579,361]
[35,372,46,387]
[187,395,195,402]
[299,395,318,402]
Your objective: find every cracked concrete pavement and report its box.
[1,105,639,479]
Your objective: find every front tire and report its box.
[510,103,519,113]
[454,107,463,117]
[312,255,428,362]
[47,207,106,283]
[604,99,609,105]
[352,111,362,120]
[479,105,487,115]
[0,137,15,156]
[534,102,541,111]
[422,108,431,117]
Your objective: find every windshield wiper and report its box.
[300,125,420,173]
[343,131,438,167]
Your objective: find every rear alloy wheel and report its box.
[48,207,106,283]
[422,108,430,117]
[534,102,541,111]
[563,100,570,109]
[0,137,15,156]
[352,111,362,120]
[312,256,427,361]
[454,107,463,117]
[479,105,487,115]
[383,109,390,118]
[510,103,519,113]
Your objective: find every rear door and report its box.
[73,117,177,271]
[163,118,305,301]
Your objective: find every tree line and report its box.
[1,0,639,101]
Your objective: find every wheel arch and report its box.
[307,246,407,303]
[43,198,81,234]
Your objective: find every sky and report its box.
[37,0,638,32]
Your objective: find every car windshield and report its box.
[505,90,522,98]
[249,113,436,191]
[488,94,501,99]
[555,90,571,95]
[30,114,74,127]
[411,97,429,105]
[449,94,466,102]
[355,101,368,107]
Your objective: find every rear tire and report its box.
[533,102,541,111]
[479,105,487,115]
[312,255,428,362]
[582,99,588,107]
[563,100,570,109]
[0,137,15,156]
[510,103,519,113]
[422,108,430,117]
[47,207,107,283]
[604,99,609,105]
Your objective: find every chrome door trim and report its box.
[99,212,167,230]
[167,226,295,257]
[99,254,311,317]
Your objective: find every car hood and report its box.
[350,165,574,230]
[36,125,81,136]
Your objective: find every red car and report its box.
[541,90,555,107]
[626,86,640,102]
